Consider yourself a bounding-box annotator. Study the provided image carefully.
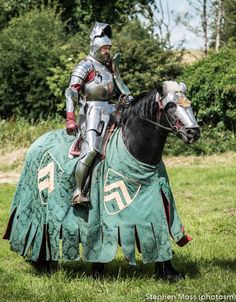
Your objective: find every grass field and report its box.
[0,154,236,302]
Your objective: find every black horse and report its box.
[4,85,200,282]
[92,87,200,280]
[121,88,199,164]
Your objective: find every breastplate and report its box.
[81,58,115,102]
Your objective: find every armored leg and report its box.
[72,130,97,206]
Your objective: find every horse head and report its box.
[156,91,200,144]
[120,86,200,164]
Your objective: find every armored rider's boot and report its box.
[72,160,90,207]
[72,144,97,207]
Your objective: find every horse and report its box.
[3,85,200,282]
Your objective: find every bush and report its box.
[164,123,236,156]
[1,118,235,156]
[0,7,65,120]
[111,21,183,95]
[179,48,236,132]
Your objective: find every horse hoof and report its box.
[156,271,185,283]
[155,260,185,283]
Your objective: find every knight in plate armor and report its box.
[65,22,132,207]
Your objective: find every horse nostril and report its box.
[186,128,200,142]
[186,129,194,137]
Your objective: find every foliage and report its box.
[0,118,235,157]
[0,7,66,120]
[222,0,236,47]
[58,0,155,33]
[112,20,183,95]
[0,4,182,121]
[164,123,236,156]
[0,0,40,29]
[47,19,183,110]
[46,31,90,112]
[179,48,236,131]
[1,156,236,301]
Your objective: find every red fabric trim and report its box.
[70,137,81,156]
[85,70,95,82]
[176,234,193,247]
[71,83,81,91]
[160,191,192,246]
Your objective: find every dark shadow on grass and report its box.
[210,258,236,272]
[61,258,155,280]
[28,254,200,281]
[168,254,200,279]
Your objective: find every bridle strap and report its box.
[143,118,173,132]
[143,93,176,133]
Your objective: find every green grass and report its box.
[0,157,236,302]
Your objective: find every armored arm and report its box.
[65,60,94,135]
[112,53,134,105]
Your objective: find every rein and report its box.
[143,118,173,132]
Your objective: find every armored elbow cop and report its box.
[65,60,95,111]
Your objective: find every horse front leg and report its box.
[92,262,105,278]
[155,260,184,282]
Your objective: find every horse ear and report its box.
[154,81,163,96]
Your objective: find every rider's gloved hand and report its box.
[125,95,134,105]
[66,112,77,135]
[119,94,134,105]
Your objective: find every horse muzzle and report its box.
[177,126,200,144]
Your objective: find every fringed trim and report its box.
[176,234,193,247]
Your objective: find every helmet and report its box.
[90,22,112,63]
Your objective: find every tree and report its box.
[58,0,155,33]
[214,0,224,51]
[222,0,236,47]
[215,0,236,48]
[175,0,213,54]
[0,0,48,29]
[209,0,236,51]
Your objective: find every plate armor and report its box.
[65,22,131,205]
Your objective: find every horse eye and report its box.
[166,102,176,112]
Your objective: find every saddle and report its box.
[69,123,117,160]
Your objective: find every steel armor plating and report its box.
[65,22,130,205]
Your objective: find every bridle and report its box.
[143,93,180,134]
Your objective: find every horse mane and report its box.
[119,88,159,126]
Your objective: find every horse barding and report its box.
[3,83,200,281]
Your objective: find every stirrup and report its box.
[72,192,90,207]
